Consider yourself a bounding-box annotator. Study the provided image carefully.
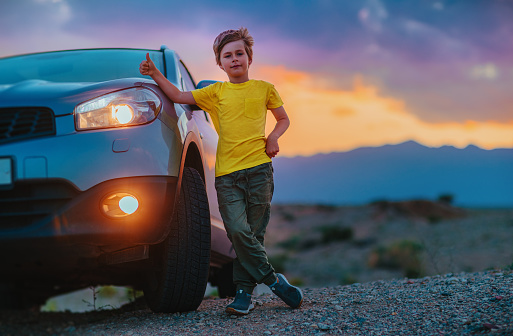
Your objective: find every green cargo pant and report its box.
[215,162,277,294]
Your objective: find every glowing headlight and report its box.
[112,104,134,124]
[75,87,161,130]
[101,192,140,218]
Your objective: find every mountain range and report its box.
[272,141,513,208]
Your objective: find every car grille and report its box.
[0,180,79,230]
[0,107,56,144]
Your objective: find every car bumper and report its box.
[1,175,178,243]
[0,175,178,270]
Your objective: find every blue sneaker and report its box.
[225,290,255,315]
[269,273,303,308]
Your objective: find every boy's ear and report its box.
[219,64,225,72]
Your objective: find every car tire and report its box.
[143,167,211,313]
[216,261,237,298]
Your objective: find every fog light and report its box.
[119,195,139,214]
[102,192,139,218]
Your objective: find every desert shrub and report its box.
[278,235,319,251]
[278,225,353,251]
[268,253,289,273]
[318,225,353,244]
[281,212,296,222]
[427,215,442,224]
[300,238,319,250]
[438,193,454,205]
[277,235,301,250]
[369,199,390,209]
[316,204,338,212]
[340,273,358,285]
[368,240,424,278]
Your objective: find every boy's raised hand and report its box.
[139,53,157,77]
[137,53,195,105]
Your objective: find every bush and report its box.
[315,204,338,212]
[318,225,353,244]
[277,235,301,250]
[340,273,358,285]
[438,193,454,205]
[277,225,353,251]
[281,212,296,222]
[268,253,289,273]
[427,215,442,224]
[368,240,424,278]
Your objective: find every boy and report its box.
[139,27,303,315]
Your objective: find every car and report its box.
[0,46,236,312]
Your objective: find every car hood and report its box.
[0,78,154,116]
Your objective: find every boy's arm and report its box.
[266,106,290,158]
[139,53,196,105]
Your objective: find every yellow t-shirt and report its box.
[192,79,283,177]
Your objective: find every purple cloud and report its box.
[1,0,512,124]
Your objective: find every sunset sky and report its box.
[1,0,512,157]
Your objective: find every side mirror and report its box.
[196,80,219,90]
[190,80,220,110]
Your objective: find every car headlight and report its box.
[75,87,162,130]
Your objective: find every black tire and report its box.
[143,167,211,313]
[216,261,237,298]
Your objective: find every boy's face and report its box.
[219,40,252,82]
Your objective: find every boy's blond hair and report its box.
[213,27,254,66]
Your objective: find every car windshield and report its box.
[0,49,166,84]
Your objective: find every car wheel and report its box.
[215,261,237,298]
[143,167,211,313]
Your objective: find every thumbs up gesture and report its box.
[140,53,157,77]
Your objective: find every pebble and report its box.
[317,323,331,331]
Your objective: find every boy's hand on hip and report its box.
[140,53,157,76]
[266,136,280,158]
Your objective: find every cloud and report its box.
[469,63,499,80]
[358,0,388,33]
[0,0,89,56]
[255,65,513,156]
[1,0,512,134]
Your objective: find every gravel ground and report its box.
[0,270,511,336]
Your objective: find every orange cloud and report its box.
[254,65,513,157]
